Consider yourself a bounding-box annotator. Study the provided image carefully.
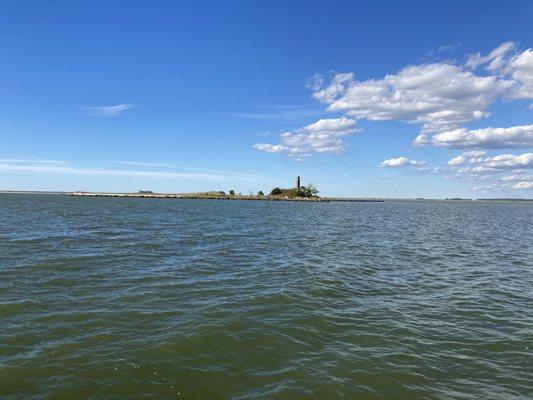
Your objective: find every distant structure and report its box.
[296,176,301,190]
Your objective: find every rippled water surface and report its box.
[1,194,532,399]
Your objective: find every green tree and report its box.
[258,190,264,196]
[229,189,235,196]
[270,187,282,195]
[300,183,318,197]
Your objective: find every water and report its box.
[0,194,532,399]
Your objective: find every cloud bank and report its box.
[252,42,533,192]
[442,151,533,191]
[312,66,512,134]
[308,42,533,150]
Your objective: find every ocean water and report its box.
[0,194,531,399]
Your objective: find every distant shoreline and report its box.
[1,190,532,202]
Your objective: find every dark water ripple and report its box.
[0,194,532,399]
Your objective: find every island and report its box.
[67,176,385,202]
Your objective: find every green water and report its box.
[0,194,531,399]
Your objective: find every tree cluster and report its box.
[299,183,319,197]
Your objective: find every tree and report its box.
[300,183,318,197]
[229,189,235,196]
[258,190,264,196]
[270,187,282,195]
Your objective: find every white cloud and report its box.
[414,124,533,148]
[0,158,66,165]
[466,41,516,71]
[305,73,324,91]
[462,150,487,157]
[447,151,490,167]
[512,181,533,189]
[231,104,322,123]
[83,103,134,117]
[474,153,533,169]
[307,42,533,152]
[442,152,533,191]
[448,155,466,166]
[112,160,175,168]
[463,42,533,104]
[0,162,264,182]
[380,157,426,168]
[253,143,292,154]
[502,173,533,182]
[449,152,533,174]
[505,48,533,99]
[253,117,358,157]
[312,64,513,133]
[428,43,461,57]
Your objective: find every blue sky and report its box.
[1,0,532,198]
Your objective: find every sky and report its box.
[1,0,532,198]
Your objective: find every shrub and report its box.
[300,183,319,197]
[270,187,282,195]
[258,191,264,196]
[229,190,235,196]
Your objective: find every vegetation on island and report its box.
[112,179,323,201]
[268,183,318,198]
[166,181,322,201]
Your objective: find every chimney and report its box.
[296,176,301,190]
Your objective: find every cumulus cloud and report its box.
[253,117,358,158]
[475,153,533,169]
[253,41,532,178]
[312,64,513,133]
[83,103,134,117]
[449,152,533,174]
[438,151,533,191]
[466,41,516,71]
[445,151,488,168]
[448,155,466,166]
[501,173,533,182]
[465,42,533,99]
[512,181,533,189]
[380,157,426,168]
[462,150,488,157]
[414,124,533,148]
[307,42,533,152]
[505,48,533,99]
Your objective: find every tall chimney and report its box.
[296,176,301,190]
